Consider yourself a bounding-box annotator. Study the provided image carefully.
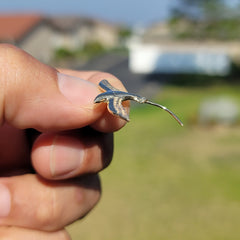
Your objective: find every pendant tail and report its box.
[146,100,184,126]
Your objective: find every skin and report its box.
[0,44,129,239]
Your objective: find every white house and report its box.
[128,42,231,76]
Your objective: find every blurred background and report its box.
[1,0,240,239]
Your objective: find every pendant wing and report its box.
[99,79,120,92]
[107,97,130,121]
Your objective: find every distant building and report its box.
[128,22,240,76]
[46,16,119,50]
[129,42,231,76]
[0,14,119,63]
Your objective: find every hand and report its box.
[0,44,128,239]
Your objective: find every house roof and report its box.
[0,14,42,42]
[46,16,118,32]
[46,16,94,32]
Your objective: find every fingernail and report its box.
[57,72,99,106]
[0,184,11,217]
[50,135,85,178]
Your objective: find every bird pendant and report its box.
[94,79,183,126]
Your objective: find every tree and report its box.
[169,0,240,40]
[171,0,226,20]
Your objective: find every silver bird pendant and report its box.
[94,79,183,126]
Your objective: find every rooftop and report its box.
[0,14,42,42]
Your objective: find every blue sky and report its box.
[0,0,178,26]
[0,0,239,26]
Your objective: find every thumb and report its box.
[0,44,122,132]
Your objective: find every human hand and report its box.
[0,44,128,239]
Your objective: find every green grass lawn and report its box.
[68,85,240,240]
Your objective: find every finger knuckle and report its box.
[0,44,26,69]
[0,43,18,56]
[0,44,31,111]
[0,43,38,90]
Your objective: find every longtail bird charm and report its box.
[94,79,183,126]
